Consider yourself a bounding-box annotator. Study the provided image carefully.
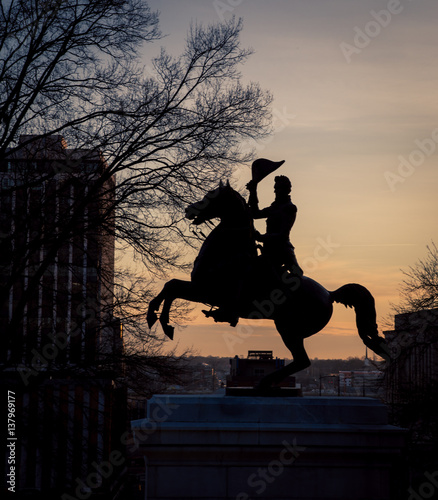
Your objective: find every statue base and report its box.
[130,395,406,500]
[225,386,302,397]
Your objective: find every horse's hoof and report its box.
[162,324,174,340]
[147,310,158,328]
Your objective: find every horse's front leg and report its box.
[149,279,200,340]
[147,284,169,329]
[147,278,184,329]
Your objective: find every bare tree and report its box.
[0,1,272,353]
[391,242,438,314]
[382,243,438,456]
[0,5,272,492]
[0,0,161,148]
[103,266,196,397]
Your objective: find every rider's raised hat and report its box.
[251,158,285,184]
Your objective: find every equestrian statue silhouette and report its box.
[147,160,389,391]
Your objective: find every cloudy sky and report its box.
[144,0,438,360]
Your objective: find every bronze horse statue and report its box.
[147,181,389,390]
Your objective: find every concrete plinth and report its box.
[130,395,406,500]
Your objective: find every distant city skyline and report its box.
[144,0,438,359]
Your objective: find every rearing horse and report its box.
[147,181,389,390]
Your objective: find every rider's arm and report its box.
[247,181,270,219]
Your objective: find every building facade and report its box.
[0,135,117,365]
[1,135,126,498]
[384,308,438,403]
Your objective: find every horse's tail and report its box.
[330,284,390,361]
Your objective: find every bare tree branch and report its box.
[392,242,438,314]
[0,2,272,389]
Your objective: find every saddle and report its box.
[201,259,303,327]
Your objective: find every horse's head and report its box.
[185,180,242,225]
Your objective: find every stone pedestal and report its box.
[130,395,406,500]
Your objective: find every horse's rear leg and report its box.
[255,335,310,392]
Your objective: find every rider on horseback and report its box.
[246,172,303,279]
[207,161,302,327]
[148,167,390,369]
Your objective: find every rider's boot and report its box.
[202,307,239,327]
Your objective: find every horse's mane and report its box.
[225,184,252,217]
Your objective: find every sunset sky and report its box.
[144,0,438,360]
